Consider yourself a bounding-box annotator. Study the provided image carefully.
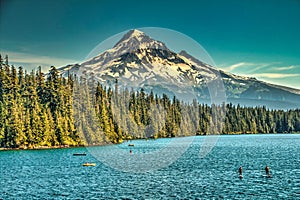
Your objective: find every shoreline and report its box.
[0,145,83,151]
[1,132,299,151]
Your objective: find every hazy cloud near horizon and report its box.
[1,50,79,71]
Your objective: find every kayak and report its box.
[73,153,86,156]
[82,163,96,166]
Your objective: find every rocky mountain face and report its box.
[59,29,300,109]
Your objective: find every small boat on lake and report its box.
[82,162,96,166]
[73,153,86,156]
[128,144,134,146]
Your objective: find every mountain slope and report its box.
[59,29,300,109]
[219,70,300,109]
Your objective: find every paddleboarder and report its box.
[238,166,243,178]
[265,165,270,175]
[239,166,243,176]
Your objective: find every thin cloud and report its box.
[224,62,254,71]
[224,62,272,73]
[248,63,273,73]
[252,73,300,79]
[1,51,79,67]
[273,65,296,71]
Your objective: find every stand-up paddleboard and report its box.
[262,174,272,178]
[239,174,243,179]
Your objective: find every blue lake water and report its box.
[1,134,299,199]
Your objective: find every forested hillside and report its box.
[0,56,299,149]
[0,56,81,148]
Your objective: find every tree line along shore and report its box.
[0,57,299,149]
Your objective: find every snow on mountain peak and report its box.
[113,29,167,52]
[114,29,145,46]
[64,29,218,87]
[125,29,145,38]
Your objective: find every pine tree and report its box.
[5,55,8,65]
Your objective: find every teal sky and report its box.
[1,0,300,89]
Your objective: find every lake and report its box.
[1,134,299,199]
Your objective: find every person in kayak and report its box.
[265,165,270,175]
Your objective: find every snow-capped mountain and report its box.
[59,29,300,109]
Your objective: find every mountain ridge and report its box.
[58,29,300,109]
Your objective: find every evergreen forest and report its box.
[1,56,299,149]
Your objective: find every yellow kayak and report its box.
[82,162,96,166]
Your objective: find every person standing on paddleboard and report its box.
[238,166,243,178]
[239,166,243,176]
[265,165,270,175]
